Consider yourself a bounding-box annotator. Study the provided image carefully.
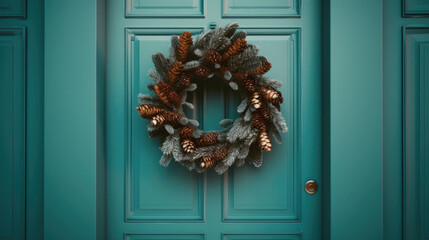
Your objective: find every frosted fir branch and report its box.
[226,118,253,143]
[152,52,169,79]
[244,108,252,122]
[148,69,165,84]
[187,119,200,128]
[168,35,179,61]
[159,153,172,167]
[219,119,234,127]
[256,76,283,89]
[160,134,179,155]
[229,81,238,90]
[194,48,204,57]
[183,60,201,70]
[138,93,162,106]
[237,97,248,113]
[216,38,231,52]
[184,83,197,92]
[182,102,194,110]
[230,31,247,42]
[224,71,232,80]
[245,143,263,167]
[181,91,187,102]
[268,103,288,133]
[164,124,175,134]
[228,44,259,67]
[223,22,239,38]
[268,123,282,144]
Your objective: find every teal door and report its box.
[106,0,322,239]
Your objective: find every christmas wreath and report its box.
[136,23,288,174]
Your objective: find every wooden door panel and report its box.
[107,0,321,238]
[126,0,205,17]
[223,28,299,222]
[404,27,429,240]
[126,28,205,222]
[0,28,25,240]
[222,0,300,17]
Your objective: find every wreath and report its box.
[136,23,288,174]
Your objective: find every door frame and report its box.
[43,0,383,239]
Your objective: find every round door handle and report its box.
[305,180,318,194]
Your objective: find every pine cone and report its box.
[199,147,228,168]
[205,50,223,64]
[213,147,228,161]
[199,155,213,168]
[243,77,257,92]
[181,139,195,153]
[154,82,181,107]
[196,132,219,147]
[136,104,164,118]
[177,31,193,62]
[176,73,191,87]
[194,66,210,77]
[251,112,267,132]
[261,88,283,104]
[163,111,182,127]
[248,61,272,76]
[179,126,194,139]
[223,38,247,60]
[258,105,271,121]
[168,61,183,84]
[258,131,272,151]
[151,114,166,126]
[234,72,247,82]
[219,65,230,74]
[250,92,262,109]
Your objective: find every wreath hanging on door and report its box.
[136,23,288,174]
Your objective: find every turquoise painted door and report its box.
[106,0,321,239]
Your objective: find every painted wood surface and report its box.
[107,0,321,239]
[404,27,429,240]
[0,27,25,240]
[329,0,383,239]
[0,0,44,239]
[383,1,429,240]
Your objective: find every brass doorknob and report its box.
[305,180,318,194]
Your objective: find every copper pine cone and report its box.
[219,65,230,74]
[243,77,257,92]
[194,66,210,77]
[250,92,262,109]
[259,131,272,151]
[163,111,182,127]
[200,147,228,168]
[251,112,267,132]
[181,139,195,153]
[177,31,193,62]
[151,114,166,126]
[136,104,164,118]
[213,147,228,161]
[176,73,191,87]
[261,88,283,104]
[234,72,248,82]
[258,105,271,121]
[154,82,181,107]
[248,62,272,76]
[223,38,247,60]
[196,132,219,147]
[205,50,223,64]
[168,61,183,85]
[179,126,194,139]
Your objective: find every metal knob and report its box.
[305,180,318,194]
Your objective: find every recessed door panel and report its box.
[126,29,205,222]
